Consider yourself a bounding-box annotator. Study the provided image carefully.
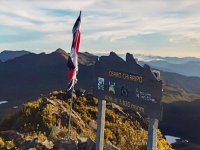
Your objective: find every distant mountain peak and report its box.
[52,48,69,61]
[0,50,30,62]
[55,48,67,54]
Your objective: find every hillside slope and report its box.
[0,91,172,150]
[161,71,200,94]
[162,84,200,104]
[0,49,96,105]
[160,85,200,148]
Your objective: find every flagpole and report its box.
[67,83,75,139]
[66,10,81,140]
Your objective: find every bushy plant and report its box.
[5,140,14,150]
[41,104,56,130]
[23,99,42,116]
[37,132,47,143]
[0,137,5,148]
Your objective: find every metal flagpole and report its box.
[67,84,75,139]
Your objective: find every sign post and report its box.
[146,70,160,150]
[93,52,163,150]
[147,118,159,150]
[96,100,106,150]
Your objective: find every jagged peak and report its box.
[54,48,67,54]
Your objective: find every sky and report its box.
[0,0,200,57]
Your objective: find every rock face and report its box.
[1,130,24,146]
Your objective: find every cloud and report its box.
[0,0,200,56]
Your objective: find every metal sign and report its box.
[93,52,163,119]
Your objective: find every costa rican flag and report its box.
[67,11,81,91]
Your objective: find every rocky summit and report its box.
[0,90,172,150]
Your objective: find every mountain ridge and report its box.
[0,50,30,62]
[0,49,200,149]
[146,60,200,77]
[0,48,200,104]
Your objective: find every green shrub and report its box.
[22,99,42,117]
[41,104,56,130]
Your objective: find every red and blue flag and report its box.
[67,11,81,90]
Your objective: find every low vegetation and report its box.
[0,91,172,149]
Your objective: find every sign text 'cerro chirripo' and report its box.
[93,52,163,119]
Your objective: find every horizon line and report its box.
[0,48,200,58]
